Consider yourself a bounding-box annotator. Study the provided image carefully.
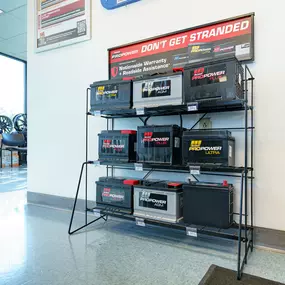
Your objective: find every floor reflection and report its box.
[0,197,26,274]
[0,166,27,276]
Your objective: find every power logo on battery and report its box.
[96,86,118,97]
[97,86,105,95]
[189,140,202,150]
[143,132,153,142]
[194,68,205,75]
[189,140,222,155]
[139,192,167,209]
[102,188,111,196]
[102,188,124,200]
[192,69,226,81]
[142,132,170,144]
[142,80,171,98]
[102,140,125,150]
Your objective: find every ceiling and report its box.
[0,0,27,61]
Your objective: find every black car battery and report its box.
[96,177,140,213]
[133,180,183,223]
[137,125,183,165]
[98,130,137,162]
[183,56,244,107]
[183,181,234,228]
[182,130,235,166]
[132,72,183,108]
[90,79,132,112]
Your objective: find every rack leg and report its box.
[244,69,249,265]
[85,88,90,226]
[69,162,88,235]
[85,162,88,225]
[237,172,244,280]
[250,77,254,252]
[68,161,106,235]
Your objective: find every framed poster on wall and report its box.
[35,0,91,52]
[108,13,254,79]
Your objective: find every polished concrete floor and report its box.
[0,167,285,285]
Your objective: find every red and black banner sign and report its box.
[108,13,254,79]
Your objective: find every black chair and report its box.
[0,133,27,168]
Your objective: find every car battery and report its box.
[132,72,183,108]
[133,180,183,223]
[98,130,137,162]
[96,177,140,213]
[183,181,234,228]
[183,56,244,107]
[90,79,132,112]
[137,125,183,165]
[182,130,235,166]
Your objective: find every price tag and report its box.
[93,110,101,116]
[93,209,101,217]
[136,218,145,227]
[93,160,101,166]
[189,165,201,175]
[136,108,145,115]
[187,103,198,112]
[186,227,197,237]
[135,163,143,171]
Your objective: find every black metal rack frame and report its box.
[68,65,254,280]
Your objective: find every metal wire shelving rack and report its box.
[68,65,254,280]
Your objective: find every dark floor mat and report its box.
[199,265,284,285]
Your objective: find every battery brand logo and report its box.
[192,69,226,80]
[191,45,212,53]
[143,132,170,143]
[143,132,153,141]
[140,193,166,207]
[142,85,170,93]
[142,80,171,98]
[103,140,125,149]
[194,68,205,76]
[189,140,202,150]
[96,86,118,96]
[189,140,222,155]
[102,188,124,200]
[111,49,139,59]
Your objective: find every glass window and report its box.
[0,54,25,118]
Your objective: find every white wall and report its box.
[27,0,285,231]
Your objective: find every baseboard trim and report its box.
[255,245,285,254]
[27,191,96,212]
[27,191,285,252]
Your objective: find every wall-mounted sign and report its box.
[108,13,254,79]
[35,0,91,52]
[101,0,141,10]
